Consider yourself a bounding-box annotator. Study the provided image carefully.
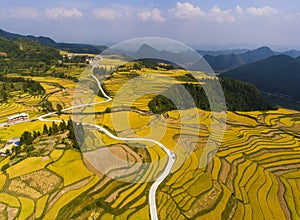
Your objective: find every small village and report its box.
[0,113,29,156]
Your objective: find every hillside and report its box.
[221,55,300,107]
[148,77,271,113]
[200,46,275,73]
[0,37,61,74]
[0,29,107,54]
[0,49,300,219]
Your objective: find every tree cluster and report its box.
[148,77,272,114]
[18,119,84,151]
[0,77,45,102]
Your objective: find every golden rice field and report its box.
[32,107,298,220]
[0,74,78,126]
[0,65,300,219]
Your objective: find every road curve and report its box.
[36,62,175,220]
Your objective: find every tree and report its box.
[20,131,33,145]
[5,149,10,155]
[48,127,52,136]
[52,122,59,134]
[2,91,8,102]
[42,100,53,112]
[43,124,48,134]
[104,107,111,113]
[59,120,67,131]
[56,103,63,116]
[33,130,38,139]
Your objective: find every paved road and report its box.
[36,62,175,220]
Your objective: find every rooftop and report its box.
[7,137,20,143]
[7,113,29,120]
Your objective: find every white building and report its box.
[7,113,29,125]
[0,137,20,156]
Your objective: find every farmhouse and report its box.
[0,137,20,156]
[7,113,29,125]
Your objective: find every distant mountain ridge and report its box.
[197,47,300,73]
[197,49,248,56]
[0,29,107,54]
[201,47,275,73]
[221,55,300,109]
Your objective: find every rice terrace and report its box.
[0,16,300,220]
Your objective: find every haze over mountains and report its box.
[1,28,300,110]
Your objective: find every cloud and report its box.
[170,2,236,23]
[138,9,165,22]
[170,2,206,19]
[8,7,83,20]
[92,7,124,20]
[92,5,136,20]
[93,5,165,22]
[9,7,39,19]
[208,6,236,23]
[43,7,83,19]
[237,5,279,17]
[236,5,243,14]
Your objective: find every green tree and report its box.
[20,131,33,145]
[52,122,59,134]
[59,120,67,131]
[48,127,52,136]
[43,124,48,134]
[2,91,8,102]
[56,103,63,116]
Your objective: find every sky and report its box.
[0,0,299,50]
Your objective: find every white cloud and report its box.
[93,5,135,20]
[92,7,123,20]
[170,2,206,19]
[208,6,236,23]
[43,7,83,19]
[138,9,165,22]
[10,7,39,19]
[236,5,243,14]
[246,6,279,16]
[170,2,235,22]
[8,7,83,20]
[93,5,165,22]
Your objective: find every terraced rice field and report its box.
[65,66,300,219]
[1,65,300,219]
[0,103,30,123]
[0,74,77,125]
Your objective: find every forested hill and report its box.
[0,37,61,74]
[148,77,271,113]
[0,29,107,54]
[221,55,300,101]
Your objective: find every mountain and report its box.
[197,49,248,56]
[0,36,61,74]
[0,29,107,54]
[0,37,60,62]
[108,44,201,68]
[201,46,275,73]
[279,50,300,58]
[221,55,300,108]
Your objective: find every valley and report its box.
[0,28,299,220]
[0,51,299,219]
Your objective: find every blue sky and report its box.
[0,0,299,49]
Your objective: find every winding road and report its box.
[36,62,176,220]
